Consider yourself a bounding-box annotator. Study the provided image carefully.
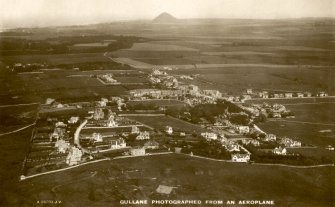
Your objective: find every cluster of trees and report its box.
[189,101,250,124]
[244,144,333,165]
[179,140,231,160]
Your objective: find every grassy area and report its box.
[9,154,334,206]
[127,115,205,134]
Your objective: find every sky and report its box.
[0,0,334,29]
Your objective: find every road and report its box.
[0,102,40,108]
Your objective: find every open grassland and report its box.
[125,42,199,52]
[7,154,334,207]
[0,53,109,65]
[127,115,205,134]
[258,102,335,146]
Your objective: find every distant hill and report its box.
[153,12,177,23]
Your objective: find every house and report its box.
[236,126,250,134]
[264,134,276,141]
[50,128,66,141]
[242,139,260,147]
[273,147,287,155]
[55,121,67,128]
[180,132,186,137]
[284,93,293,98]
[279,137,301,147]
[305,92,312,97]
[156,185,175,195]
[296,93,304,98]
[325,145,334,151]
[92,133,103,142]
[231,154,250,162]
[144,140,159,149]
[136,131,150,140]
[246,89,253,94]
[66,146,82,166]
[165,126,173,135]
[93,108,104,120]
[318,92,328,97]
[201,132,218,140]
[130,148,146,156]
[68,117,79,124]
[55,139,70,153]
[226,143,240,152]
[131,125,140,134]
[111,138,126,149]
[45,98,55,105]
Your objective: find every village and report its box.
[19,67,334,180]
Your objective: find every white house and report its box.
[236,126,250,134]
[55,139,70,153]
[231,154,250,162]
[92,133,103,142]
[144,140,159,149]
[111,138,126,149]
[226,143,240,152]
[285,93,293,98]
[273,147,287,155]
[68,116,79,124]
[131,125,140,134]
[165,126,173,135]
[201,132,218,140]
[264,134,276,141]
[66,146,82,166]
[136,131,150,140]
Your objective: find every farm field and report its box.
[128,99,187,107]
[124,42,199,52]
[0,53,109,65]
[127,115,206,134]
[7,154,334,207]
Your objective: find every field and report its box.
[127,115,206,134]
[6,154,334,206]
[128,99,187,107]
[0,53,109,65]
[124,42,199,52]
[0,127,33,206]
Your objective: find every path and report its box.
[268,119,335,126]
[0,102,40,108]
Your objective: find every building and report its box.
[45,98,55,105]
[136,131,150,140]
[92,133,103,142]
[226,143,240,152]
[242,139,260,147]
[264,134,276,141]
[50,128,66,141]
[284,93,293,98]
[201,132,218,140]
[296,93,304,98]
[165,126,173,135]
[130,148,146,156]
[279,137,301,147]
[325,145,334,151]
[236,126,250,134]
[68,116,79,124]
[55,139,70,153]
[305,92,312,97]
[231,154,250,162]
[273,147,287,155]
[144,140,159,149]
[318,92,328,97]
[93,108,105,120]
[131,125,140,134]
[111,138,126,149]
[66,146,83,166]
[246,89,253,94]
[156,185,175,195]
